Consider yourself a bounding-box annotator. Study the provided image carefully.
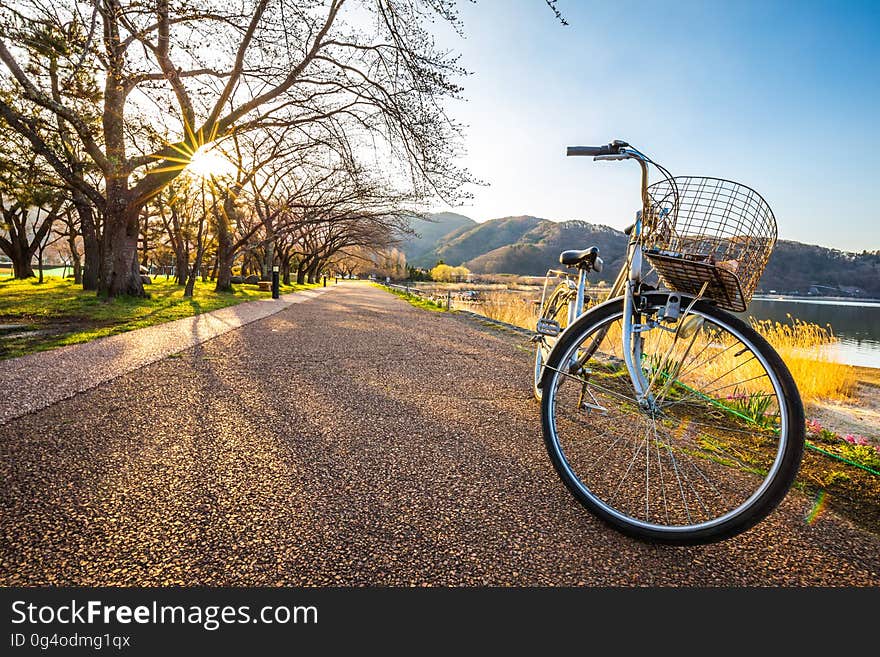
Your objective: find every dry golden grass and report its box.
[751,317,856,402]
[463,291,541,329]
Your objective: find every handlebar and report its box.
[566,139,629,157]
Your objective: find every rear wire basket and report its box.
[643,177,777,312]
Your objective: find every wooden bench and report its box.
[258,280,272,292]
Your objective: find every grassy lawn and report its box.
[0,275,318,360]
[372,282,447,312]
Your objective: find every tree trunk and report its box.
[8,243,35,279]
[262,237,275,281]
[100,190,145,298]
[98,71,145,298]
[185,185,210,298]
[78,205,100,290]
[67,231,82,285]
[214,194,234,292]
[281,254,292,286]
[306,259,321,284]
[174,244,188,285]
[296,262,306,285]
[36,247,44,283]
[167,203,188,286]
[215,251,233,292]
[184,231,205,298]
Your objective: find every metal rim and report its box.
[545,304,790,535]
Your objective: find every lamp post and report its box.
[272,265,279,299]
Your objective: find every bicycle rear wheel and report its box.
[540,293,804,544]
[534,283,575,400]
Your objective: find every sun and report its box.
[185,145,236,179]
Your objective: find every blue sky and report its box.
[432,0,880,252]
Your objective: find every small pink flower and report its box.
[854,436,869,446]
[843,435,856,444]
[805,420,823,434]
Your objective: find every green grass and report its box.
[374,283,447,312]
[0,275,318,359]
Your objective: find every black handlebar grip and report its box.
[566,144,616,157]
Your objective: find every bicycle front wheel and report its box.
[540,294,804,544]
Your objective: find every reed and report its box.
[467,291,541,328]
[750,317,856,402]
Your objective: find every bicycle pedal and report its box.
[536,318,561,336]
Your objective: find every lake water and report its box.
[740,297,880,369]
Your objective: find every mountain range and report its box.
[401,213,880,298]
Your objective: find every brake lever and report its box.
[593,153,631,161]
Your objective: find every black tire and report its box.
[533,283,575,400]
[540,293,804,545]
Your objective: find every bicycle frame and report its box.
[557,151,655,402]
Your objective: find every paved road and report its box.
[1,283,878,585]
[0,286,332,425]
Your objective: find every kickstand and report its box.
[577,375,606,413]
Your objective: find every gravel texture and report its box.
[0,287,331,426]
[1,282,878,586]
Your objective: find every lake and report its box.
[741,297,880,369]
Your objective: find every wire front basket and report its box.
[643,177,777,312]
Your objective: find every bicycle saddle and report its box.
[559,246,599,268]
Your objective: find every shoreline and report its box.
[853,365,880,382]
[808,365,880,444]
[752,295,880,305]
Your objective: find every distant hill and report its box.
[409,212,880,298]
[758,241,880,297]
[464,219,628,279]
[424,215,544,267]
[399,212,476,267]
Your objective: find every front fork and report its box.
[621,214,653,407]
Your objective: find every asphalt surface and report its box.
[1,282,878,586]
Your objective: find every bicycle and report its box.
[533,140,804,544]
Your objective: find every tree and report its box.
[330,246,375,279]
[153,185,190,285]
[430,263,454,282]
[0,18,104,289]
[212,128,311,292]
[406,264,431,281]
[1,0,471,297]
[183,178,211,298]
[429,263,469,282]
[0,144,63,279]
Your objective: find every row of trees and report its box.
[1,0,474,297]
